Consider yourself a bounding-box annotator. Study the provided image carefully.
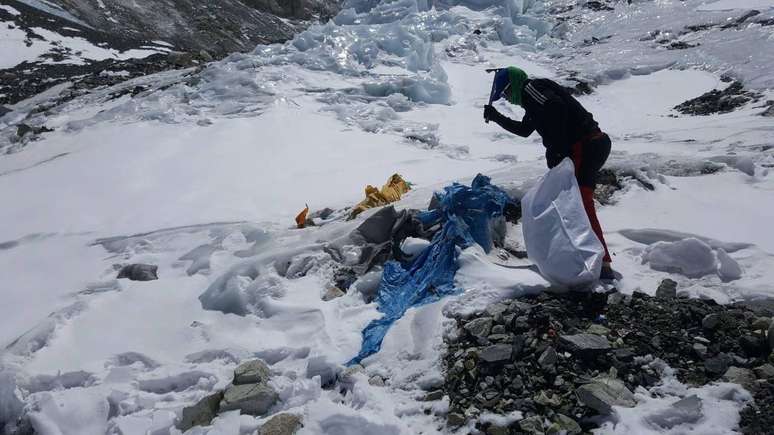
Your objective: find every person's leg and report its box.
[572,136,612,264]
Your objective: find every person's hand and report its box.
[483,104,500,123]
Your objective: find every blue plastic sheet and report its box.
[348,174,512,365]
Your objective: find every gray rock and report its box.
[322,287,345,301]
[234,359,271,385]
[656,279,677,299]
[424,390,444,401]
[486,303,508,322]
[177,391,223,431]
[586,324,610,336]
[259,413,302,435]
[704,353,732,375]
[769,321,774,350]
[167,51,197,67]
[198,50,214,63]
[722,366,756,389]
[368,375,385,387]
[751,317,771,331]
[487,425,509,435]
[491,325,506,334]
[607,292,625,305]
[753,363,774,379]
[575,377,636,414]
[479,344,512,363]
[508,300,534,313]
[646,395,703,429]
[538,347,558,368]
[220,383,278,416]
[306,356,340,388]
[447,412,466,427]
[519,415,545,434]
[702,313,721,330]
[487,334,511,342]
[560,334,611,353]
[548,414,581,434]
[693,343,708,359]
[464,317,493,339]
[117,264,158,281]
[534,390,561,406]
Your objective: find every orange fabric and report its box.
[295,205,310,229]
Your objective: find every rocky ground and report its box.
[0,0,341,107]
[442,282,774,434]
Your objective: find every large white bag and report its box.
[521,158,604,286]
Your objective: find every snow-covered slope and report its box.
[1,0,774,434]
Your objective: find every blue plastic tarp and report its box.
[348,174,512,365]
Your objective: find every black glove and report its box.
[483,104,501,123]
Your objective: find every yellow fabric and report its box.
[350,174,410,218]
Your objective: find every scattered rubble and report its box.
[674,81,763,116]
[443,283,774,433]
[178,359,280,430]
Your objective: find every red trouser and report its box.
[572,135,612,263]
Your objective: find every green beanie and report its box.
[506,67,528,106]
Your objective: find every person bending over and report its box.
[484,66,615,280]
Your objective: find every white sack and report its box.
[520,158,604,286]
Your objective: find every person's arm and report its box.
[541,95,569,168]
[483,105,535,137]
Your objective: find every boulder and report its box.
[769,321,774,351]
[705,353,732,375]
[306,356,340,388]
[464,317,493,340]
[368,375,385,387]
[586,324,610,336]
[220,383,278,416]
[752,317,771,331]
[518,415,545,434]
[702,313,721,330]
[538,347,557,368]
[447,412,465,427]
[655,279,678,299]
[117,264,158,281]
[575,377,636,414]
[258,413,303,435]
[479,344,512,363]
[722,367,756,390]
[753,364,774,380]
[177,391,223,431]
[234,360,271,385]
[487,425,509,435]
[560,334,611,353]
[423,390,444,401]
[548,414,581,434]
[167,51,197,67]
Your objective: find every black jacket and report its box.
[491,78,599,167]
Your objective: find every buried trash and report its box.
[349,173,411,219]
[347,174,513,365]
